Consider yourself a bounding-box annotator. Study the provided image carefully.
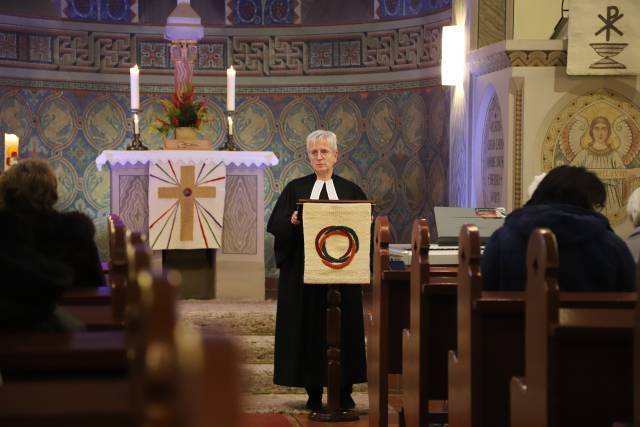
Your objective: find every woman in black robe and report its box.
[267,130,367,410]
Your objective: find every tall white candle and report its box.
[130,65,140,110]
[133,113,140,134]
[227,116,233,136]
[226,66,236,111]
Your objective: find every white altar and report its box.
[96,150,279,299]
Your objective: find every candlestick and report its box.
[126,111,147,151]
[133,113,140,134]
[226,65,236,111]
[222,111,237,151]
[130,65,140,110]
[4,133,19,170]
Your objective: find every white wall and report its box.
[513,0,562,39]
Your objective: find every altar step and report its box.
[242,392,374,415]
[178,299,276,336]
[236,335,274,364]
[178,299,368,399]
[242,364,368,395]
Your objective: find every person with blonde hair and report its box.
[0,159,104,331]
[625,187,640,262]
[267,130,367,411]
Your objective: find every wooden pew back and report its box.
[367,215,393,427]
[402,218,457,427]
[108,214,127,323]
[510,228,633,427]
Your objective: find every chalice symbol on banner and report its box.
[589,43,628,69]
[590,5,627,69]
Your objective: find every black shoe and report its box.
[340,384,355,409]
[340,393,356,409]
[305,386,323,411]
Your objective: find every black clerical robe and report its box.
[267,173,368,387]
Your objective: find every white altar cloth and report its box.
[96,150,279,170]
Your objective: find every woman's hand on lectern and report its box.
[291,210,300,225]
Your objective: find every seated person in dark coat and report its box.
[267,130,367,411]
[0,159,105,332]
[481,165,634,291]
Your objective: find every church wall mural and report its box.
[0,0,448,25]
[0,82,449,275]
[542,88,640,227]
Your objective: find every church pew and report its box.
[0,271,241,427]
[510,228,634,427]
[108,213,127,323]
[401,218,457,427]
[58,213,125,307]
[0,330,127,381]
[448,224,525,427]
[0,232,150,381]
[367,216,457,427]
[58,217,133,330]
[635,264,640,427]
[0,270,152,427]
[448,225,634,427]
[60,286,112,306]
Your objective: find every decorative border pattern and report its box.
[508,50,567,67]
[511,77,524,208]
[61,0,138,23]
[374,0,451,19]
[0,75,441,95]
[470,50,567,77]
[226,0,301,25]
[0,22,446,76]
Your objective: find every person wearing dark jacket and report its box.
[0,159,105,332]
[481,165,634,292]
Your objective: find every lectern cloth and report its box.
[267,173,368,387]
[148,160,226,250]
[302,202,371,284]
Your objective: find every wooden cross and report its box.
[158,165,216,241]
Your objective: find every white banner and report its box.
[148,160,226,250]
[568,0,640,75]
[302,202,371,285]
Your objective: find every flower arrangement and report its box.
[155,84,209,136]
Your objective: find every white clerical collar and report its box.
[310,179,338,200]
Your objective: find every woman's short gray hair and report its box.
[627,187,640,227]
[306,130,337,152]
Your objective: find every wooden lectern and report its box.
[299,199,373,422]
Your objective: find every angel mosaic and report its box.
[546,92,640,225]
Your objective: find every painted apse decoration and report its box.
[61,0,139,23]
[226,0,301,25]
[481,95,505,207]
[543,89,640,225]
[0,85,448,272]
[374,0,451,19]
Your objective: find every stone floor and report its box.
[178,299,405,423]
